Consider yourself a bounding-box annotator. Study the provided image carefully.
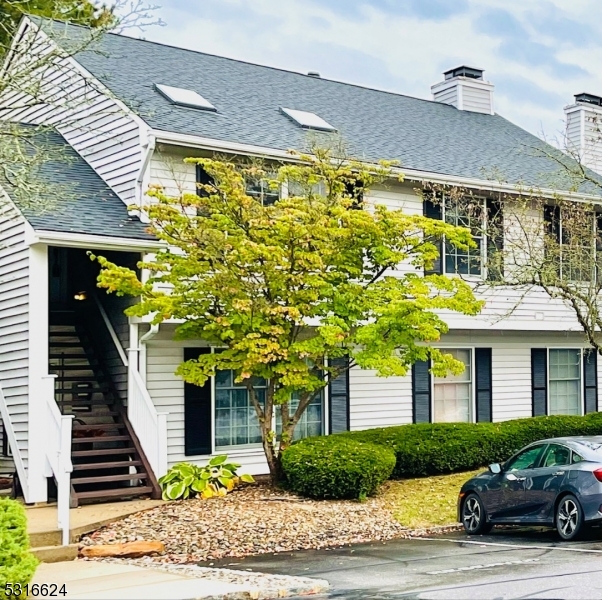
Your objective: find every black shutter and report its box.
[328,357,350,433]
[424,197,443,275]
[543,205,561,241]
[486,199,504,282]
[531,349,548,417]
[184,347,212,455]
[584,349,598,414]
[412,360,432,423]
[196,165,214,197]
[475,348,493,422]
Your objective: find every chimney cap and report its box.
[444,66,484,81]
[575,92,602,107]
[307,71,321,78]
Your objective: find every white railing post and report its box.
[57,415,73,546]
[157,412,169,477]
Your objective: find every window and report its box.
[544,205,596,282]
[541,444,571,468]
[154,84,217,111]
[505,445,545,471]
[433,348,472,423]
[215,370,265,448]
[280,107,337,132]
[571,451,584,464]
[443,197,484,276]
[276,391,324,440]
[549,349,581,416]
[214,370,325,448]
[245,177,280,206]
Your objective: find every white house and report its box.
[1,17,602,520]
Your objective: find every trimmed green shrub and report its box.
[282,437,396,500]
[0,498,38,600]
[339,412,602,478]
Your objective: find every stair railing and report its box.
[92,294,168,480]
[43,375,73,546]
[0,383,29,500]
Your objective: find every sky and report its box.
[137,0,602,143]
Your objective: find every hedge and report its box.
[338,413,602,478]
[281,437,396,500]
[281,413,602,499]
[0,498,38,600]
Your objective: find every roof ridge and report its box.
[41,18,469,109]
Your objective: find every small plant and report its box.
[0,498,38,600]
[158,455,255,501]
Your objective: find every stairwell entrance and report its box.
[48,247,160,505]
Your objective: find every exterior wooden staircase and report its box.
[49,308,160,505]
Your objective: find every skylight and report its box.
[280,107,336,132]
[154,84,217,112]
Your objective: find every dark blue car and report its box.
[458,436,602,540]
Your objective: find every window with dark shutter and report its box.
[184,347,212,455]
[531,348,548,417]
[344,179,364,209]
[424,197,443,275]
[475,348,493,422]
[412,360,432,423]
[328,357,350,433]
[584,349,598,414]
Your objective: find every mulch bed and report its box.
[80,483,413,564]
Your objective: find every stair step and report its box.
[49,353,90,359]
[73,460,142,471]
[72,473,149,485]
[51,366,96,371]
[72,423,125,431]
[72,435,131,443]
[49,342,89,348]
[72,447,137,457]
[55,391,109,397]
[49,331,80,336]
[74,486,153,500]
[55,376,105,382]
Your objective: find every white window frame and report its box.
[431,346,476,423]
[441,196,487,279]
[547,347,585,417]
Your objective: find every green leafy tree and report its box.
[94,148,484,481]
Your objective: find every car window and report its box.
[571,451,584,464]
[506,445,545,471]
[541,444,571,468]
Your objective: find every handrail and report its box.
[42,375,73,546]
[92,294,129,367]
[92,292,167,479]
[0,383,29,500]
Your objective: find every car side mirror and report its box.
[488,463,502,474]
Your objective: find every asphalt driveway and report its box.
[202,527,602,599]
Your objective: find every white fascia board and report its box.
[28,229,164,251]
[150,129,602,203]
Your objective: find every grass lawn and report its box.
[383,469,483,529]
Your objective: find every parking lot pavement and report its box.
[202,527,602,599]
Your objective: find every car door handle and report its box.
[515,477,526,482]
[507,474,526,482]
[553,471,565,476]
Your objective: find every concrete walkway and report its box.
[33,560,328,600]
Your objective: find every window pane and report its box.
[549,350,581,416]
[434,349,471,422]
[276,390,324,440]
[215,369,266,448]
[542,444,571,468]
[506,446,544,471]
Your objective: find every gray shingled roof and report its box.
[49,22,588,191]
[5,125,154,241]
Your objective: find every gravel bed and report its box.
[95,558,330,599]
[80,483,409,563]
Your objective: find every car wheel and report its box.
[556,494,584,541]
[461,493,492,535]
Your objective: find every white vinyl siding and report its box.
[0,20,144,205]
[0,204,29,474]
